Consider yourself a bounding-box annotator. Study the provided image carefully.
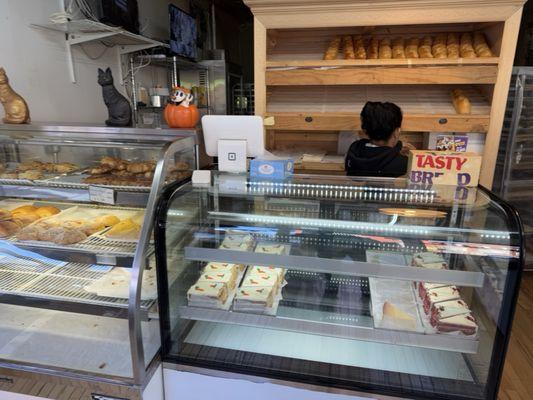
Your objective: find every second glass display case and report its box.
[155,173,523,400]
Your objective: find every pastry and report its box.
[434,312,478,335]
[100,156,127,170]
[473,32,493,57]
[61,220,85,230]
[127,162,155,174]
[423,286,461,314]
[81,221,106,235]
[378,38,392,59]
[88,165,113,175]
[342,35,356,60]
[0,220,21,237]
[53,163,78,173]
[173,161,190,171]
[187,281,228,304]
[382,301,416,330]
[418,36,433,58]
[405,38,419,58]
[353,35,366,59]
[1,171,18,179]
[105,218,141,240]
[35,206,61,218]
[234,286,275,308]
[16,224,45,241]
[11,205,38,215]
[17,161,46,172]
[323,36,341,60]
[95,214,120,227]
[0,208,11,219]
[452,89,472,114]
[392,37,405,59]
[11,211,40,226]
[198,271,237,290]
[18,170,43,180]
[446,33,460,59]
[432,34,448,58]
[367,37,379,59]
[460,33,476,58]
[44,227,87,245]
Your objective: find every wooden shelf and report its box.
[266,86,491,132]
[266,65,498,86]
[267,58,500,68]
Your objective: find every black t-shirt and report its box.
[345,139,408,177]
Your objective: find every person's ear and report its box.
[395,127,401,140]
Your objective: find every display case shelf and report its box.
[266,86,491,132]
[184,246,485,288]
[179,306,479,354]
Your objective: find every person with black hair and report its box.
[345,101,409,177]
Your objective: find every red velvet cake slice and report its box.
[434,313,478,336]
[423,286,460,314]
[430,299,470,327]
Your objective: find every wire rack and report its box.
[0,260,154,310]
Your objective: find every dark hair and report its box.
[360,101,403,141]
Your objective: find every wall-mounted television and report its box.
[169,5,198,59]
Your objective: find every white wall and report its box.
[0,0,188,124]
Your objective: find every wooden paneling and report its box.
[267,58,500,68]
[254,17,267,117]
[266,66,498,86]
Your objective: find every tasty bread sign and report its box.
[408,150,482,187]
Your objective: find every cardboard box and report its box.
[250,158,294,180]
[407,150,482,187]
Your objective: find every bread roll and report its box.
[82,221,106,236]
[432,33,448,58]
[379,38,392,59]
[95,214,120,227]
[392,37,405,59]
[419,36,433,58]
[473,32,494,57]
[367,37,379,59]
[35,206,61,218]
[105,218,141,240]
[405,38,419,58]
[353,35,366,59]
[13,212,41,226]
[460,33,476,58]
[446,33,460,59]
[42,227,87,245]
[342,35,356,60]
[452,89,472,114]
[0,221,20,237]
[127,162,155,174]
[16,224,44,241]
[324,36,341,60]
[53,163,78,173]
[11,205,38,215]
[0,208,11,220]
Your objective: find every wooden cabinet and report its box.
[244,0,526,186]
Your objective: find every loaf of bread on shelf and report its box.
[418,36,433,58]
[353,35,366,59]
[473,32,494,57]
[378,38,392,59]
[432,33,448,58]
[95,214,120,227]
[460,33,476,58]
[35,206,61,218]
[392,37,405,59]
[342,35,356,60]
[446,33,460,59]
[367,37,379,59]
[405,37,419,58]
[323,36,341,60]
[105,218,141,240]
[451,89,472,114]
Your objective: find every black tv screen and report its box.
[169,5,198,59]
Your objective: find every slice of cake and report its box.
[418,282,450,300]
[413,252,448,269]
[203,262,239,280]
[381,301,417,331]
[220,233,254,251]
[423,286,460,314]
[198,271,237,290]
[241,274,279,293]
[234,285,275,309]
[247,265,285,285]
[187,281,228,305]
[435,313,478,336]
[255,244,286,255]
[430,299,470,327]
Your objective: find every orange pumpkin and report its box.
[164,103,200,128]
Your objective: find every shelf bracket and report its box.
[116,43,161,86]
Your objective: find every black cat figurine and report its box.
[98,67,132,127]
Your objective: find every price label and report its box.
[89,185,115,205]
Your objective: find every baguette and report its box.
[324,36,341,60]
[451,89,472,114]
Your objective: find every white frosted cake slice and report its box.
[234,285,275,308]
[254,244,286,255]
[247,266,285,285]
[187,281,228,305]
[430,299,470,326]
[241,274,279,292]
[435,313,478,336]
[423,286,460,314]
[198,271,237,290]
[417,282,449,300]
[203,262,240,279]
[413,252,448,269]
[220,233,254,251]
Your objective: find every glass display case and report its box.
[0,124,196,396]
[155,173,523,400]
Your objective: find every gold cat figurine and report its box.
[0,67,30,124]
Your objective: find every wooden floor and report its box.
[498,272,533,400]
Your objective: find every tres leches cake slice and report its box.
[220,233,254,251]
[241,274,279,293]
[423,286,461,314]
[412,252,448,270]
[247,266,285,285]
[203,262,240,279]
[198,271,237,290]
[187,281,228,305]
[255,244,286,255]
